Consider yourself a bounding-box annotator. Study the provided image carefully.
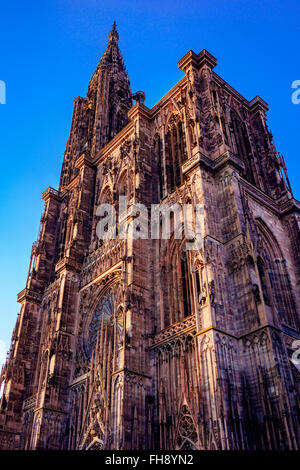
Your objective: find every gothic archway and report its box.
[70,282,124,450]
[255,218,298,329]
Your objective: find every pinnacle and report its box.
[109,20,119,42]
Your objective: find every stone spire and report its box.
[98,21,129,78]
[59,23,133,188]
[88,21,132,156]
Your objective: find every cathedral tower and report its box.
[60,21,132,189]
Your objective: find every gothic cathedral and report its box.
[0,24,299,450]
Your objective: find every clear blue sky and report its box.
[0,0,299,360]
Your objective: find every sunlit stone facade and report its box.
[0,24,299,450]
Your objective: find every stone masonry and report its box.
[0,23,299,450]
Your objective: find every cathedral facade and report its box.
[0,24,299,450]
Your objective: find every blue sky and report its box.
[0,0,299,359]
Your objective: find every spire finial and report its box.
[109,21,119,42]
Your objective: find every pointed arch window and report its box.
[220,116,229,145]
[161,243,195,328]
[57,211,68,261]
[87,288,114,358]
[257,256,271,305]
[256,220,298,330]
[229,110,255,184]
[180,251,192,318]
[153,134,163,200]
[165,116,187,193]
